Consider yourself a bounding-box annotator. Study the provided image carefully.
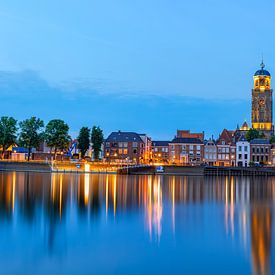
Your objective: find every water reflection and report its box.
[0,172,274,274]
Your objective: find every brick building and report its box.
[104,131,145,164]
[176,130,204,140]
[152,141,169,163]
[216,129,236,166]
[139,134,152,163]
[169,137,204,165]
[250,139,271,165]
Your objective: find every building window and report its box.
[133,149,137,154]
[238,146,241,151]
[238,154,242,159]
[132,142,137,148]
[123,149,128,154]
[190,145,193,150]
[244,154,247,160]
[244,146,247,152]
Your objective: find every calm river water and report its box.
[0,172,274,274]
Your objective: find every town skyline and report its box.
[1,0,275,139]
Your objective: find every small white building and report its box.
[236,136,250,167]
[204,139,217,166]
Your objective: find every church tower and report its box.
[252,61,274,137]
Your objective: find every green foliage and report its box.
[91,126,104,161]
[245,128,260,142]
[45,119,71,157]
[270,136,275,144]
[19,117,44,161]
[77,127,90,158]
[0,116,17,159]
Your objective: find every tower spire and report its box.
[261,54,265,69]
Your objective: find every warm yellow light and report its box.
[252,122,272,130]
[84,163,90,172]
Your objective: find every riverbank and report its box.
[118,165,275,176]
[1,161,275,176]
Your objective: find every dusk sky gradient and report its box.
[0,0,275,139]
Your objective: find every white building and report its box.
[236,136,250,167]
[204,139,217,166]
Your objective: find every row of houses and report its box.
[103,123,275,167]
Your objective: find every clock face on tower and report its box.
[259,99,265,106]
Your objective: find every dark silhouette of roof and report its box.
[105,131,143,143]
[152,141,170,146]
[250,139,270,145]
[254,69,271,77]
[237,135,248,142]
[170,137,203,144]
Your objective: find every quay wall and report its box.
[0,161,51,172]
[119,165,275,176]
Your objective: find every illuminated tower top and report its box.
[251,61,274,137]
[253,61,271,91]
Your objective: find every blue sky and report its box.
[0,0,274,139]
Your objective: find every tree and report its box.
[270,136,275,144]
[19,117,44,161]
[0,117,17,159]
[91,126,104,161]
[45,119,71,159]
[77,127,90,158]
[245,128,260,142]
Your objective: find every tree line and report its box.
[0,116,103,161]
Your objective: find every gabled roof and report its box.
[240,121,249,131]
[170,137,203,144]
[106,131,143,143]
[152,141,170,147]
[204,139,216,146]
[250,138,270,145]
[237,135,248,142]
[217,129,235,145]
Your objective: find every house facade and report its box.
[169,138,204,165]
[250,139,271,165]
[152,141,169,163]
[104,131,145,164]
[236,136,250,167]
[204,139,217,166]
[216,129,236,166]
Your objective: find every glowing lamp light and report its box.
[85,164,90,172]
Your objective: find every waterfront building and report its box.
[204,138,217,166]
[236,136,250,167]
[250,139,271,165]
[152,141,169,163]
[104,131,145,164]
[216,129,236,166]
[139,134,152,163]
[176,130,204,140]
[169,137,204,165]
[252,61,274,138]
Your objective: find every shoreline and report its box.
[0,161,275,176]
